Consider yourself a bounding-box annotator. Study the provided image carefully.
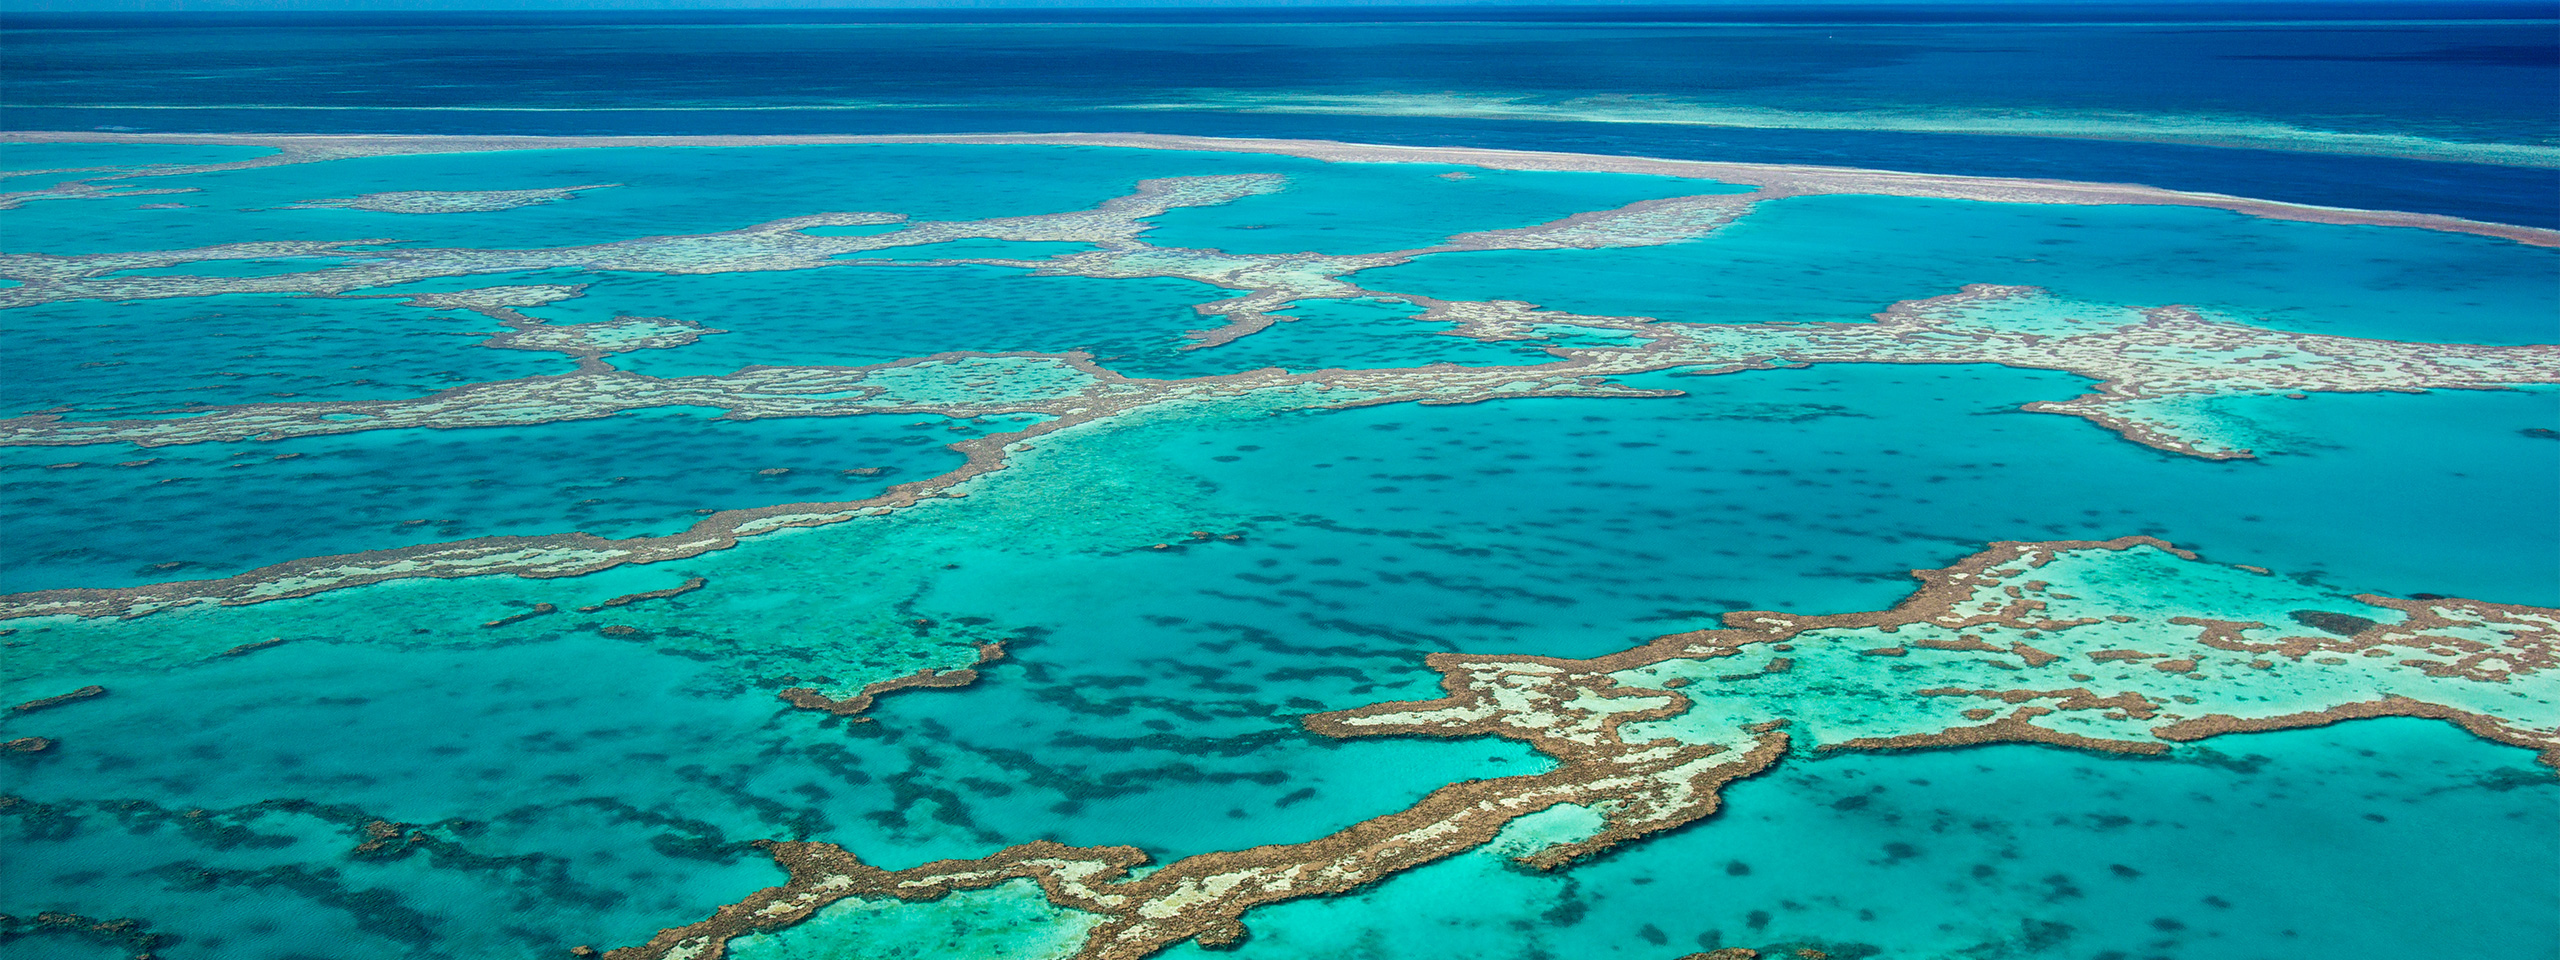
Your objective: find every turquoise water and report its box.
[513,266,1234,379]
[1,140,2553,960]
[1199,719,2558,959]
[1365,194,2560,345]
[1120,297,1560,379]
[7,293,571,418]
[3,362,2552,955]
[0,613,1533,956]
[0,408,1041,592]
[1112,368,2560,654]
[0,636,803,959]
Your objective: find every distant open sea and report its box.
[4,2,2556,224]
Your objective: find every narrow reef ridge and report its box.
[577,576,709,613]
[777,641,1007,718]
[282,183,620,215]
[606,537,2558,960]
[6,131,2553,246]
[10,684,106,714]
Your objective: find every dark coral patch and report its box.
[2288,610,2377,636]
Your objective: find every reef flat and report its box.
[2,136,2553,960]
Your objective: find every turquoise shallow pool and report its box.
[1,138,2553,960]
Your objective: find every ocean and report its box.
[1,6,2555,960]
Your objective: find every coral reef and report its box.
[607,538,2558,960]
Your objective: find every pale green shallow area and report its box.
[1,141,2553,960]
[1613,543,2555,749]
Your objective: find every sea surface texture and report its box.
[1,7,2556,960]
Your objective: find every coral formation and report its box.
[608,538,2558,960]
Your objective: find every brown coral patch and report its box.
[577,576,709,613]
[11,685,105,714]
[1909,636,2003,653]
[216,637,289,657]
[2008,642,2062,667]
[482,603,557,628]
[777,643,1008,719]
[612,733,1790,960]
[0,910,167,959]
[2088,649,2164,662]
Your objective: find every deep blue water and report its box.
[5,6,2557,225]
